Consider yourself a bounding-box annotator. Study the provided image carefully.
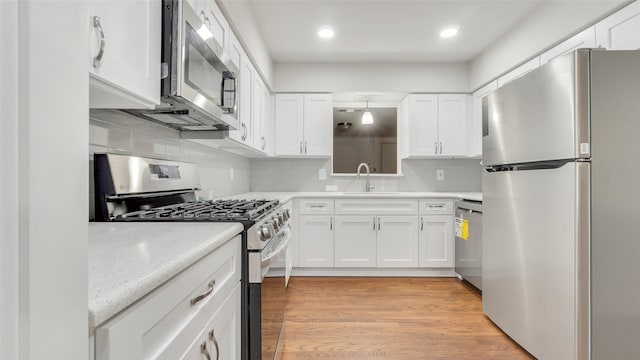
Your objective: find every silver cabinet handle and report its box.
[190,280,215,306]
[241,123,247,141]
[427,204,445,208]
[92,16,106,68]
[377,217,381,231]
[304,141,308,154]
[299,141,303,154]
[329,217,333,230]
[204,16,211,29]
[199,10,206,22]
[201,342,211,360]
[208,329,220,360]
[373,217,376,230]
[434,142,438,155]
[439,142,443,154]
[309,204,325,208]
[420,217,424,231]
[261,136,266,150]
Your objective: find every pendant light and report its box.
[362,100,373,124]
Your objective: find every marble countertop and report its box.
[88,222,243,329]
[224,191,482,203]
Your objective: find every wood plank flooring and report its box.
[280,277,534,360]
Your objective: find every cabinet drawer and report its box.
[95,237,241,360]
[419,199,454,215]
[335,199,418,215]
[299,199,334,214]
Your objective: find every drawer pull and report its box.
[209,329,220,360]
[421,217,424,231]
[92,16,106,68]
[201,342,211,360]
[190,280,216,306]
[372,217,376,230]
[427,204,445,208]
[309,205,325,208]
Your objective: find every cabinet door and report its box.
[303,94,333,156]
[497,57,540,88]
[407,95,438,156]
[263,90,274,156]
[227,31,242,70]
[179,284,241,360]
[88,0,160,108]
[203,0,228,53]
[539,27,596,65]
[595,1,640,50]
[334,216,377,267]
[238,53,254,145]
[252,75,264,151]
[298,215,334,267]
[275,94,304,156]
[470,81,498,157]
[419,215,454,268]
[437,94,468,156]
[377,216,419,268]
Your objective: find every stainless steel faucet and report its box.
[356,163,374,192]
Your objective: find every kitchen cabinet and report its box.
[469,81,498,157]
[334,216,377,267]
[187,0,228,54]
[228,49,254,146]
[418,200,455,268]
[376,216,420,268]
[94,238,241,360]
[298,215,334,267]
[334,199,419,268]
[88,0,161,109]
[227,31,243,70]
[253,75,273,154]
[497,57,540,88]
[596,1,640,50]
[539,27,596,65]
[401,94,469,158]
[274,94,333,157]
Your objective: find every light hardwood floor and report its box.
[280,277,534,360]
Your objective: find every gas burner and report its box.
[115,199,279,222]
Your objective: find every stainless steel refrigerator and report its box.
[482,48,640,360]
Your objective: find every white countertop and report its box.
[224,191,482,203]
[88,222,243,329]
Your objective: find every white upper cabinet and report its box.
[401,94,469,158]
[227,31,243,70]
[303,94,333,156]
[596,1,640,50]
[88,0,161,108]
[187,0,228,53]
[469,81,498,157]
[230,50,254,146]
[275,94,333,157]
[497,57,540,88]
[540,26,596,65]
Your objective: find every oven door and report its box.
[249,227,290,360]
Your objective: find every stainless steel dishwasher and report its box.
[455,200,483,291]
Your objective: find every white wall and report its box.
[251,158,482,192]
[89,110,251,220]
[6,2,89,359]
[470,0,628,90]
[274,62,469,93]
[218,0,274,88]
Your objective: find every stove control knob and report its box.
[273,216,283,228]
[283,209,291,221]
[270,219,280,232]
[258,225,271,241]
[277,213,285,225]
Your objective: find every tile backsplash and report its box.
[88,110,250,220]
[250,158,482,192]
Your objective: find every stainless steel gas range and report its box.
[94,153,289,360]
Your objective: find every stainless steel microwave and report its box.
[130,0,239,131]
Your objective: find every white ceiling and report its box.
[246,0,547,63]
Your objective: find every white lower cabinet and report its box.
[94,237,241,360]
[298,215,334,267]
[419,215,454,268]
[334,216,377,267]
[377,216,420,268]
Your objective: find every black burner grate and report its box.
[115,199,279,222]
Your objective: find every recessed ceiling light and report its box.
[440,26,459,38]
[318,26,335,39]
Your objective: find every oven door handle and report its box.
[261,228,290,269]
